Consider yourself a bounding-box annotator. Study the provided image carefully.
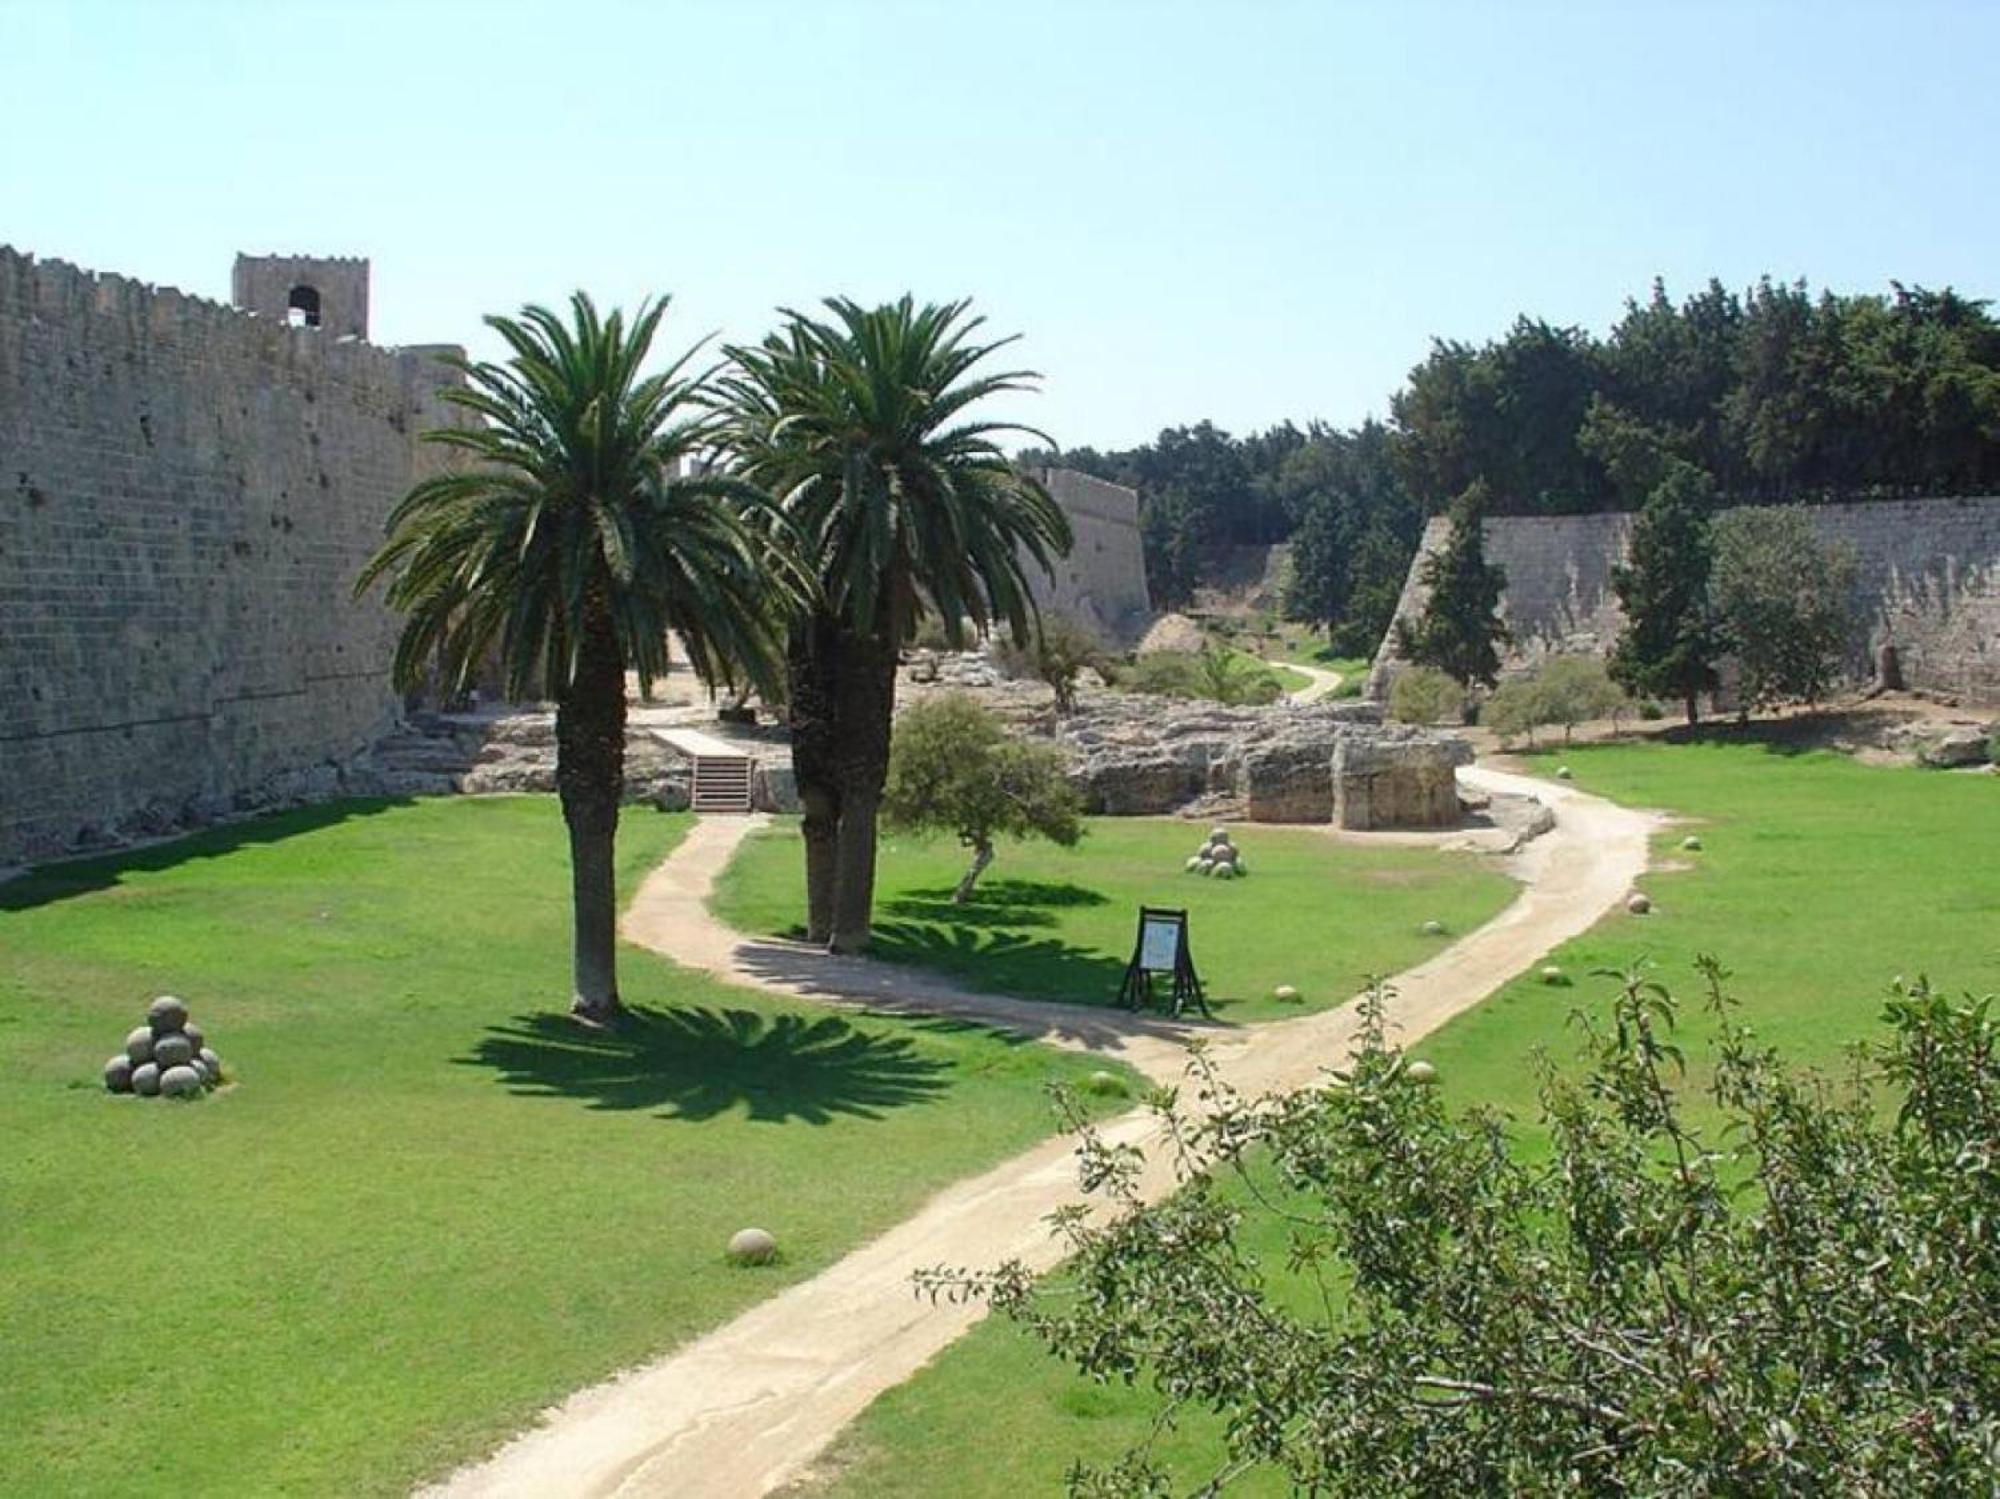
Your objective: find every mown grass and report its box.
[789,740,2000,1496]
[0,797,1137,1496]
[711,817,1516,1023]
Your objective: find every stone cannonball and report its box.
[125,1026,156,1065]
[199,1047,222,1079]
[147,996,190,1036]
[1211,843,1238,865]
[1273,984,1301,1004]
[104,1055,135,1093]
[153,1033,195,1069]
[1680,835,1702,852]
[1540,965,1567,985]
[189,1058,213,1088]
[727,1228,778,1265]
[1184,856,1203,873]
[1196,858,1215,875]
[1406,1060,1439,1085]
[1085,1070,1128,1097]
[1213,863,1236,880]
[1555,766,1574,781]
[1209,826,1231,844]
[1626,892,1652,915]
[1421,919,1446,936]
[159,1065,202,1098]
[131,1062,162,1097]
[184,1021,206,1051]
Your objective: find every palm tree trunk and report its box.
[952,838,993,904]
[557,591,626,1023]
[826,628,899,955]
[787,618,841,944]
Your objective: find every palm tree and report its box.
[358,294,797,1021]
[714,297,1072,953]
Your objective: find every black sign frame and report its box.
[1117,906,1208,1018]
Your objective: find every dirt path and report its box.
[420,766,1657,1499]
[1281,660,1345,704]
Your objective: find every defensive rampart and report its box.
[1026,467,1153,645]
[1372,497,2000,705]
[0,247,464,864]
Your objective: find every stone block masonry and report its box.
[1371,497,2000,706]
[1025,467,1153,646]
[0,246,467,865]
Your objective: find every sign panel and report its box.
[1138,914,1182,973]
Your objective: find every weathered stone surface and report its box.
[727,1228,778,1265]
[153,1033,194,1069]
[753,762,799,814]
[1332,727,1473,830]
[1916,723,1993,767]
[124,1027,156,1064]
[104,1055,134,1093]
[159,1064,201,1097]
[147,996,189,1034]
[1242,739,1335,823]
[131,1062,161,1097]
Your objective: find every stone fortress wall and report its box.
[1025,467,1153,645]
[1371,497,2000,705]
[0,246,466,865]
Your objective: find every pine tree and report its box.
[1396,482,1508,687]
[1609,462,1720,724]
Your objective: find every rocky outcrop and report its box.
[1332,728,1474,830]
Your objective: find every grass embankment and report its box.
[789,741,2000,1496]
[712,817,1516,1023]
[0,797,1135,1496]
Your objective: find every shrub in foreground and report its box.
[1389,664,1466,725]
[927,963,2000,1494]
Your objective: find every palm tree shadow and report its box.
[461,1005,950,1124]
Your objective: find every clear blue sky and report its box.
[4,0,1996,450]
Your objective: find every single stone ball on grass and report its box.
[153,1032,195,1069]
[160,1064,202,1098]
[1405,1060,1439,1085]
[125,1026,156,1064]
[1421,919,1446,936]
[131,1062,162,1097]
[104,1055,134,1093]
[1556,766,1574,780]
[147,995,190,1035]
[1540,965,1568,985]
[1273,984,1301,1004]
[1681,835,1703,852]
[1627,892,1652,915]
[727,1228,778,1266]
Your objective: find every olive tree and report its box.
[1711,506,1859,712]
[926,963,2000,1494]
[882,693,1082,903]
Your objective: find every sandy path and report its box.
[1281,660,1345,704]
[420,765,1656,1499]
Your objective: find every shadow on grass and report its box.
[462,1004,951,1124]
[869,920,1130,1010]
[0,797,416,913]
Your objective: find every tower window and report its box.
[287,285,323,328]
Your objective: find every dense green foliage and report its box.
[1113,644,1286,706]
[357,294,795,1019]
[991,613,1104,713]
[1484,655,1630,745]
[1032,275,2000,653]
[0,799,1135,1495]
[712,816,1514,1024]
[1393,484,1507,687]
[1387,664,1466,726]
[1711,506,1860,711]
[938,966,1999,1494]
[1610,466,1723,725]
[882,694,1083,902]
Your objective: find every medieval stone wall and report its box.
[1371,497,2000,704]
[1026,467,1153,645]
[0,247,464,864]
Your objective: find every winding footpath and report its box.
[1282,660,1347,704]
[422,766,1657,1499]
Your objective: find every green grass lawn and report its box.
[787,740,2000,1496]
[0,797,1138,1496]
[711,818,1516,1023]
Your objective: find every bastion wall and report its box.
[1027,467,1153,645]
[0,246,465,864]
[1371,497,2000,705]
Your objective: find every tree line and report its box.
[1034,277,2000,653]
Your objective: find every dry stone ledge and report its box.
[1331,727,1474,831]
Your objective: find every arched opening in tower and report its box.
[286,285,323,328]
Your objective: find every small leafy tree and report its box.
[882,693,1082,903]
[1610,463,1721,726]
[995,613,1103,713]
[1388,664,1466,725]
[1480,675,1543,745]
[1537,653,1629,742]
[927,963,2000,1495]
[1711,505,1859,713]
[1395,482,1508,688]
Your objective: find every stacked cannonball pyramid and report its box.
[104,996,224,1098]
[1183,826,1246,880]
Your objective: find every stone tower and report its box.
[231,253,370,339]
